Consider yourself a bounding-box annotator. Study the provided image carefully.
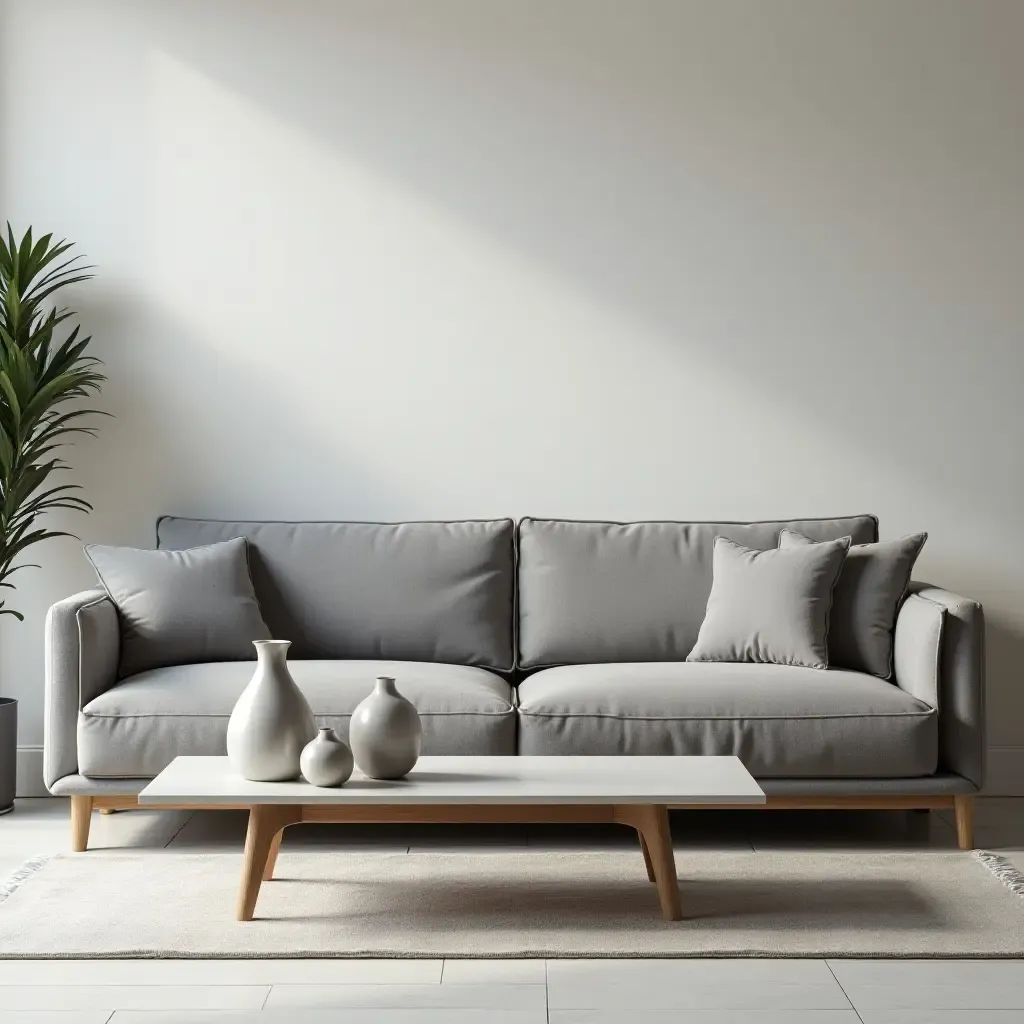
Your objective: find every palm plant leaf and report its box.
[0,224,104,619]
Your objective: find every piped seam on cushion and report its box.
[80,709,517,719]
[516,709,936,722]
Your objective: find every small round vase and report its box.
[300,727,354,787]
[226,640,317,782]
[349,676,422,780]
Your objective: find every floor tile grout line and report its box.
[545,957,550,1024]
[161,811,196,849]
[825,959,864,1021]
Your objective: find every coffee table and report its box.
[139,754,764,922]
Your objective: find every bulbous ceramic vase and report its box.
[300,727,354,787]
[226,640,316,782]
[349,676,422,780]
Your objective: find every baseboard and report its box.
[14,746,47,798]
[985,747,1024,796]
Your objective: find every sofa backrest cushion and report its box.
[517,516,878,668]
[157,518,515,670]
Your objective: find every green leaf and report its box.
[0,226,105,616]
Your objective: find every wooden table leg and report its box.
[616,804,681,921]
[263,829,284,881]
[638,832,656,883]
[237,806,300,921]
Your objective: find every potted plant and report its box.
[0,226,105,814]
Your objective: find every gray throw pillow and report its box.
[687,535,850,669]
[779,528,927,679]
[85,537,271,677]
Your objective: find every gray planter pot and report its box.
[0,697,15,815]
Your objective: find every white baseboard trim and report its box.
[14,746,47,798]
[985,747,1024,796]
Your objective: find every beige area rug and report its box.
[2,849,1023,958]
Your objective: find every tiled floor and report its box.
[1,796,1023,1023]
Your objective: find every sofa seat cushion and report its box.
[517,663,937,777]
[79,661,516,778]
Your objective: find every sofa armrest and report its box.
[893,593,944,709]
[903,582,985,790]
[44,588,120,791]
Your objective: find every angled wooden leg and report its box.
[954,795,975,850]
[263,828,285,881]
[616,804,681,920]
[638,832,656,883]
[70,796,93,852]
[237,805,301,921]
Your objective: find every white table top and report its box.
[139,755,765,806]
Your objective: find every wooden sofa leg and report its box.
[71,796,93,852]
[954,795,975,850]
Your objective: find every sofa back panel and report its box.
[517,516,878,668]
[157,518,515,670]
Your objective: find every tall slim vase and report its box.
[226,640,316,782]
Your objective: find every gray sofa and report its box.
[44,515,984,847]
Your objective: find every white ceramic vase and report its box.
[226,640,316,782]
[349,676,422,780]
[300,727,354,787]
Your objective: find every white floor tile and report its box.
[550,1012,861,1023]
[547,959,850,1010]
[748,810,958,851]
[0,986,269,1011]
[166,812,410,852]
[829,960,1024,985]
[951,799,1024,829]
[441,959,546,985]
[841,988,1024,1012]
[828,960,1024,1009]
[548,957,837,981]
[526,820,752,852]
[109,1011,545,1024]
[0,799,191,856]
[999,850,1024,870]
[974,828,1024,852]
[0,959,441,986]
[525,824,636,851]
[264,982,547,1010]
[406,823,530,852]
[859,1012,1024,1023]
[941,799,1024,850]
[0,1013,113,1024]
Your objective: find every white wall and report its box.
[2,0,1022,793]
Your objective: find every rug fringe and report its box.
[0,855,51,904]
[973,850,1024,899]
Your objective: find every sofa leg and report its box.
[953,796,975,850]
[71,796,93,852]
